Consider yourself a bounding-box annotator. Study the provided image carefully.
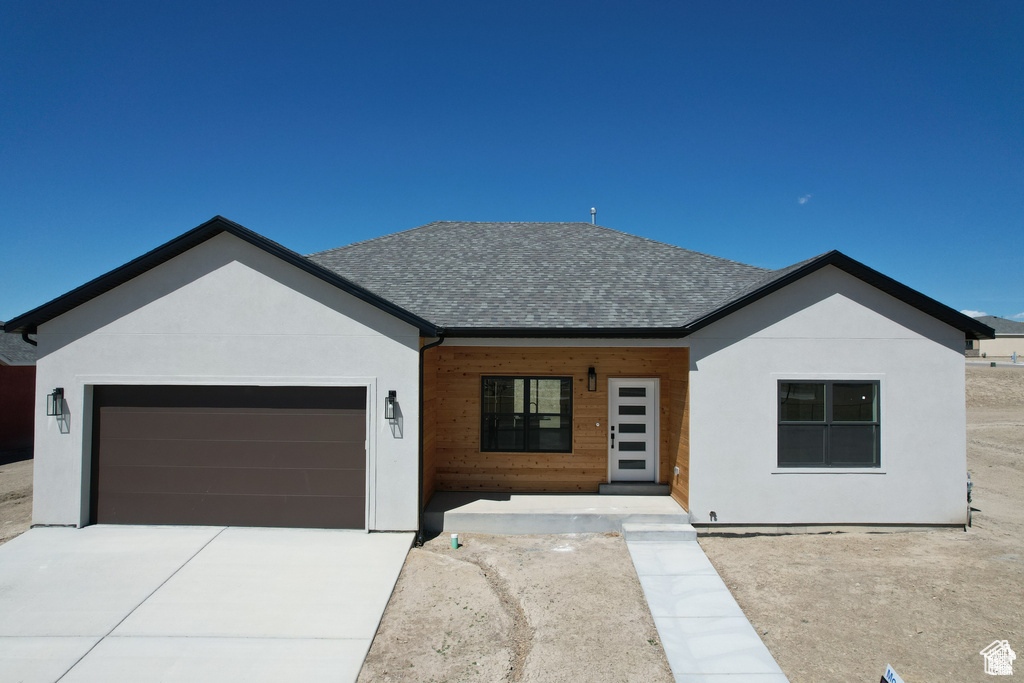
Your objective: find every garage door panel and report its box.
[91,386,367,529]
[97,439,366,470]
[94,385,366,410]
[97,493,364,529]
[98,408,366,442]
[98,464,366,497]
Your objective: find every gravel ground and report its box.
[700,366,1024,682]
[358,532,673,683]
[0,450,32,546]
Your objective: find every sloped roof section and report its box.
[972,315,1024,336]
[4,217,992,342]
[308,221,770,332]
[684,250,995,340]
[0,324,36,365]
[3,217,439,337]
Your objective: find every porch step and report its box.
[621,523,697,542]
[598,483,670,496]
[424,492,689,535]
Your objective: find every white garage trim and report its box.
[75,375,378,531]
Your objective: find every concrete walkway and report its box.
[624,525,789,682]
[0,525,412,683]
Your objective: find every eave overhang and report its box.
[2,216,441,337]
[681,250,996,341]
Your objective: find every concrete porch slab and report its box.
[424,491,689,535]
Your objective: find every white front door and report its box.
[608,378,659,482]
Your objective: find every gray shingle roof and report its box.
[308,222,771,329]
[0,325,36,365]
[972,315,1024,336]
[4,216,991,340]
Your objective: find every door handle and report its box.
[610,426,615,450]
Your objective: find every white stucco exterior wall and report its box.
[688,266,968,526]
[32,232,421,530]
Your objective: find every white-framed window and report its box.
[778,380,880,467]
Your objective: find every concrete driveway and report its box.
[0,525,412,683]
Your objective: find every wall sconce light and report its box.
[587,367,597,392]
[47,387,64,417]
[384,390,397,420]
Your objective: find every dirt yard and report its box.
[358,533,673,683]
[700,366,1024,682]
[0,450,32,546]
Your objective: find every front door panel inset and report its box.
[609,379,658,482]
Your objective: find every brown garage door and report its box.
[90,385,366,529]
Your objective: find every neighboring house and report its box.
[0,321,36,452]
[2,217,994,532]
[971,315,1024,358]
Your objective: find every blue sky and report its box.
[2,1,1021,323]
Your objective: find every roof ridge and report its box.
[308,220,607,257]
[310,220,769,271]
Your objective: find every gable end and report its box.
[684,250,995,341]
[3,216,439,337]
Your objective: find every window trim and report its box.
[480,375,573,453]
[777,379,881,468]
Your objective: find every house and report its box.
[980,640,1016,676]
[1,217,994,532]
[0,322,36,453]
[969,315,1024,359]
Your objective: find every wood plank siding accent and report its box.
[422,346,688,508]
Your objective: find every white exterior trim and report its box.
[73,374,379,532]
[32,232,421,531]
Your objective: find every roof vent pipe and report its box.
[590,207,596,224]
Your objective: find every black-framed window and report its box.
[481,376,572,452]
[778,380,880,467]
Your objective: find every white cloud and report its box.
[798,194,812,205]
[1011,312,1024,321]
[960,310,988,318]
